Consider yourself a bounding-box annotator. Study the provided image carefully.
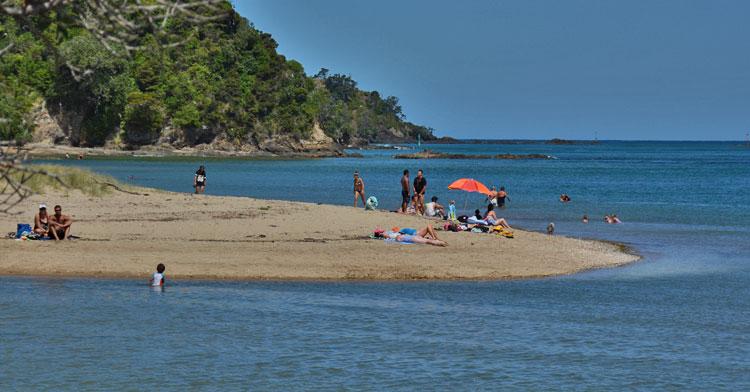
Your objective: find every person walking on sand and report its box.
[49,204,73,240]
[413,169,427,215]
[400,169,410,213]
[353,171,366,208]
[194,165,207,194]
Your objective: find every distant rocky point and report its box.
[431,138,599,145]
[394,150,553,160]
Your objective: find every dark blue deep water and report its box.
[2,141,749,389]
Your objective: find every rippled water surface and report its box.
[2,141,749,389]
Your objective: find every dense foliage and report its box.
[0,2,434,147]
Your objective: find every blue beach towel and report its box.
[384,238,413,245]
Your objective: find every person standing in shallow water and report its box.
[353,171,366,208]
[194,165,207,194]
[496,186,510,209]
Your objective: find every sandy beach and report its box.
[0,186,639,281]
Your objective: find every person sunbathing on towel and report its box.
[396,225,447,246]
[484,204,512,229]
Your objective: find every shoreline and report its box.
[1,182,641,281]
[21,143,349,160]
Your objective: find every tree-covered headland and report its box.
[0,1,435,152]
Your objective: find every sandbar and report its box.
[0,187,639,281]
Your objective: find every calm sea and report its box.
[2,141,749,389]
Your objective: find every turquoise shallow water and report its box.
[3,141,750,389]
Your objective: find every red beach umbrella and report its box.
[448,178,493,211]
[447,178,492,196]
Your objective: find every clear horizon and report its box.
[236,1,749,141]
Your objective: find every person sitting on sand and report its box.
[396,225,447,247]
[33,204,50,237]
[48,204,73,240]
[194,165,207,194]
[353,171,366,208]
[150,263,166,287]
[424,196,445,218]
[484,204,512,229]
[467,209,488,225]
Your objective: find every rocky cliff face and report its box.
[29,102,342,156]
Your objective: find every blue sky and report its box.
[235,1,749,140]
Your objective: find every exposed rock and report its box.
[30,101,66,145]
[394,149,553,160]
[29,102,343,157]
[301,122,336,151]
[546,138,599,145]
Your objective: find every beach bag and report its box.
[365,196,378,210]
[457,215,469,223]
[370,228,386,239]
[399,228,417,235]
[16,223,32,239]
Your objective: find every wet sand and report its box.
[0,187,639,281]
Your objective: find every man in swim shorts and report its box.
[496,186,509,208]
[413,169,427,215]
[400,169,410,213]
[48,204,73,240]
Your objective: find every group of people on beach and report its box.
[360,168,517,247]
[32,204,73,240]
[398,169,437,215]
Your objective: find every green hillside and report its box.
[0,1,435,150]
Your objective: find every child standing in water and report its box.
[194,165,207,194]
[150,263,166,287]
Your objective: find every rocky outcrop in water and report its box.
[394,150,553,160]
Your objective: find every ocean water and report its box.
[3,141,749,389]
